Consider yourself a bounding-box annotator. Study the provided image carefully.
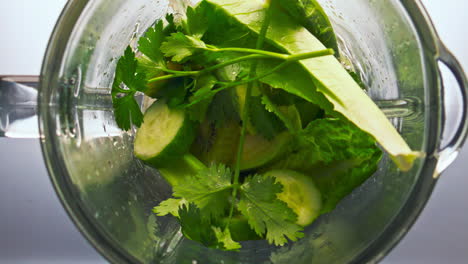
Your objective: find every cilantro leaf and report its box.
[138,20,165,65]
[271,118,382,213]
[177,203,238,251]
[111,46,147,130]
[212,227,241,251]
[238,174,304,246]
[153,198,186,217]
[173,164,233,219]
[177,203,217,246]
[249,96,285,140]
[161,32,207,62]
[187,74,218,122]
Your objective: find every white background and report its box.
[0,0,467,263]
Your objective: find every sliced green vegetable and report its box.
[239,132,291,171]
[264,170,322,226]
[134,100,196,167]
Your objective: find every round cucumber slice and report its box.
[134,100,196,167]
[264,170,322,226]
[239,132,291,171]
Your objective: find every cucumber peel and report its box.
[134,100,196,167]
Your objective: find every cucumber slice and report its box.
[239,132,291,171]
[134,100,196,167]
[158,154,206,187]
[191,120,240,166]
[264,170,322,226]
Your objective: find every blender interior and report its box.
[43,0,430,263]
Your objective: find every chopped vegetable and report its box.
[110,0,422,251]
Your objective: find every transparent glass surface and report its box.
[38,0,442,263]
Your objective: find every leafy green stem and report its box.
[205,47,288,60]
[182,60,291,108]
[148,49,333,84]
[226,0,275,230]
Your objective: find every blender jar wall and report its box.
[38,0,446,263]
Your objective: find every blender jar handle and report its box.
[0,75,40,138]
[434,44,468,176]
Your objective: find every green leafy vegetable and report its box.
[153,198,186,217]
[111,46,147,130]
[248,96,285,140]
[138,20,166,65]
[204,0,420,171]
[262,95,301,132]
[172,164,233,219]
[212,227,242,251]
[238,174,304,245]
[187,74,218,122]
[161,32,207,62]
[206,89,240,128]
[271,118,382,212]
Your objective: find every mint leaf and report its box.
[138,20,165,65]
[153,198,186,217]
[173,164,233,219]
[212,227,241,251]
[161,32,207,62]
[238,174,304,246]
[111,46,147,130]
[249,96,285,140]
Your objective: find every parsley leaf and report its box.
[111,46,147,130]
[138,20,165,65]
[153,198,187,217]
[161,32,207,62]
[173,164,233,219]
[238,174,304,246]
[249,96,285,140]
